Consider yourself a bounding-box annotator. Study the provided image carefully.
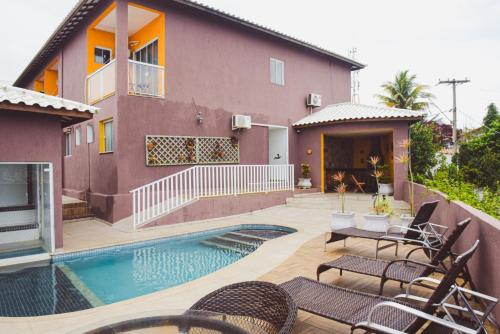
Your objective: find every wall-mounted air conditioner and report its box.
[232,115,252,130]
[306,93,322,107]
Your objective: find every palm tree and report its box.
[376,70,433,110]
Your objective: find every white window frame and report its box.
[270,57,285,86]
[94,46,112,65]
[65,132,72,156]
[86,124,94,144]
[102,119,113,153]
[75,127,81,146]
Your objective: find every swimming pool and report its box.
[0,224,295,317]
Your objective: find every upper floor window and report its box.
[65,132,72,156]
[134,39,158,65]
[270,58,285,86]
[95,47,112,65]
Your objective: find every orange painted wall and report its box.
[87,2,116,75]
[44,70,58,96]
[87,29,115,74]
[128,9,165,67]
[34,80,44,93]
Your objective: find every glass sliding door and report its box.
[131,40,160,96]
[0,163,54,253]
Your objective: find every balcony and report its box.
[86,60,165,104]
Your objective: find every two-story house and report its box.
[14,0,421,239]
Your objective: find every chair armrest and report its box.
[353,301,476,334]
[455,286,498,303]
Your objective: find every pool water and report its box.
[0,225,295,317]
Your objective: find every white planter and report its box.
[398,214,415,232]
[330,211,356,231]
[363,213,390,232]
[378,183,394,196]
[297,178,312,189]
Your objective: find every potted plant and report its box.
[363,156,391,232]
[396,139,415,228]
[330,171,356,230]
[378,165,394,195]
[297,163,312,189]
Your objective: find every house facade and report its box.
[0,84,95,253]
[15,0,419,232]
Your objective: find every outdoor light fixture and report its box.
[296,129,301,133]
[306,149,313,155]
[196,111,204,124]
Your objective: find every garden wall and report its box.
[404,182,500,320]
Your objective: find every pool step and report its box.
[233,229,290,240]
[201,236,258,255]
[224,232,269,243]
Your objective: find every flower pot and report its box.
[378,183,394,196]
[297,178,312,189]
[363,213,390,232]
[398,213,415,233]
[330,211,356,231]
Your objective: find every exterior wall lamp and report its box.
[196,111,204,124]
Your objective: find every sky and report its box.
[1,0,499,129]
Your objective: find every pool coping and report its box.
[0,205,332,333]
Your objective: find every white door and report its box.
[268,127,288,165]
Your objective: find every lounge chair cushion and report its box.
[280,277,417,330]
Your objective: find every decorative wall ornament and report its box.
[145,135,240,166]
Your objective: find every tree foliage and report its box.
[483,103,499,128]
[376,70,434,110]
[410,122,441,181]
[456,117,500,190]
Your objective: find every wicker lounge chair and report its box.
[318,218,471,294]
[190,281,297,334]
[325,200,440,258]
[281,241,490,333]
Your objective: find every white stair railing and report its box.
[130,164,294,230]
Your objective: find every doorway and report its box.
[268,127,288,165]
[0,163,54,254]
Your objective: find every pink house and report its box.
[14,0,422,247]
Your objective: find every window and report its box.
[270,58,285,85]
[94,47,112,65]
[75,127,81,146]
[100,119,113,153]
[65,132,72,156]
[86,124,94,144]
[134,39,158,65]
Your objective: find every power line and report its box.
[438,78,470,153]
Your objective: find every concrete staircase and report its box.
[62,196,94,221]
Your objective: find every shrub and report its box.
[410,122,441,181]
[424,161,499,219]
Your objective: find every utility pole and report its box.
[438,78,470,153]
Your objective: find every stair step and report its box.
[63,199,94,221]
[225,232,269,242]
[233,229,290,240]
[201,237,257,254]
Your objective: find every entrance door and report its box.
[132,40,159,95]
[268,127,288,165]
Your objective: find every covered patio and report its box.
[294,103,425,199]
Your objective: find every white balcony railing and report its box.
[86,60,116,104]
[130,164,294,229]
[128,59,165,98]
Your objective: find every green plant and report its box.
[483,103,499,128]
[410,122,442,181]
[372,195,394,216]
[396,139,416,216]
[332,171,347,213]
[424,161,499,219]
[376,70,434,110]
[301,163,311,178]
[369,156,385,215]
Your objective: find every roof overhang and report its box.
[14,0,365,87]
[293,102,426,128]
[0,101,93,126]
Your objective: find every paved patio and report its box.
[0,193,432,334]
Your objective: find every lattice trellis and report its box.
[146,135,239,166]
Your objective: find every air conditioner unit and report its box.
[306,93,322,107]
[232,115,252,130]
